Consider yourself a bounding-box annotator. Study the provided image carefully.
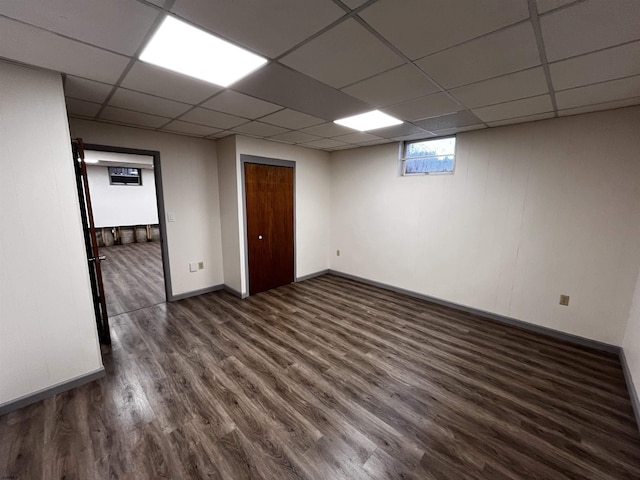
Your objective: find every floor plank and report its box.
[1,274,639,479]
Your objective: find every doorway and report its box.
[75,142,171,343]
[242,155,295,295]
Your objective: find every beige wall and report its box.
[69,118,224,296]
[0,62,102,406]
[330,106,640,346]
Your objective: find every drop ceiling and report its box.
[1,0,638,151]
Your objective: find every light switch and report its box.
[189,262,197,272]
[167,212,176,222]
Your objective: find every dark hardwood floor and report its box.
[1,274,639,479]
[100,241,165,316]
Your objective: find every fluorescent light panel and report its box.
[140,16,267,87]
[334,110,402,131]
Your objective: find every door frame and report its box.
[84,143,173,303]
[241,154,296,297]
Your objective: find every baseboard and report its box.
[0,367,105,417]
[223,285,247,299]
[620,350,640,432]
[328,270,620,355]
[296,269,330,282]
[169,284,224,301]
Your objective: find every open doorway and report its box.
[82,144,170,324]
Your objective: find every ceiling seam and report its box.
[527,0,558,116]
[271,0,380,62]
[350,14,490,130]
[95,1,175,120]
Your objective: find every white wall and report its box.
[69,119,224,297]
[330,106,640,346]
[0,61,103,407]
[86,165,159,227]
[216,135,243,294]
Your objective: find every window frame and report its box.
[400,135,457,176]
[108,166,143,186]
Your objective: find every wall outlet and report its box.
[198,261,204,270]
[189,262,197,272]
[336,250,340,256]
[559,294,570,306]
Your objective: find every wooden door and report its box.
[245,163,294,295]
[72,138,111,345]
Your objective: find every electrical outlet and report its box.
[198,261,204,270]
[559,295,570,306]
[336,250,340,256]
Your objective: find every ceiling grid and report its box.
[0,0,637,150]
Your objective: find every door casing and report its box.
[83,143,172,303]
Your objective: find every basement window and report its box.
[401,136,456,175]
[109,167,142,186]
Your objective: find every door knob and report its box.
[258,235,263,240]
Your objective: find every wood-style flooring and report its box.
[1,274,639,479]
[100,241,165,316]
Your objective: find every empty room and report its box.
[1,0,640,479]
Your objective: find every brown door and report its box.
[245,163,294,295]
[72,138,111,345]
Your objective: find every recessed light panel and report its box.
[334,110,402,131]
[140,16,267,87]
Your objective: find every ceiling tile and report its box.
[391,132,437,141]
[160,121,222,137]
[232,121,289,137]
[298,122,355,138]
[432,124,486,136]
[172,0,344,57]
[0,0,159,56]
[280,19,404,88]
[332,132,385,144]
[359,0,530,60]
[233,63,370,121]
[342,64,439,107]
[555,75,640,110]
[487,112,555,127]
[450,67,549,108]
[259,109,325,129]
[100,106,170,128]
[416,22,540,89]
[301,138,350,149]
[64,76,113,103]
[201,90,283,119]
[329,143,359,150]
[550,41,640,91]
[383,93,464,121]
[414,111,483,131]
[65,97,101,117]
[541,0,640,61]
[208,130,236,139]
[109,88,192,118]
[558,97,640,117]
[472,95,553,122]
[536,0,575,14]
[180,107,247,129]
[0,17,130,83]
[121,61,222,105]
[372,123,432,139]
[359,138,392,146]
[269,131,322,144]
